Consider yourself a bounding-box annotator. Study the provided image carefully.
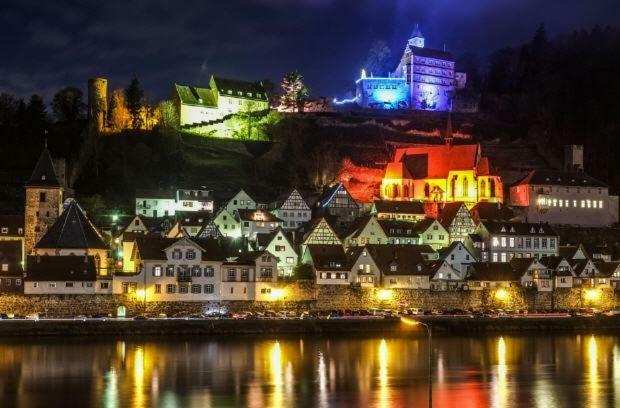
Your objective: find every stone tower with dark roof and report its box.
[24,146,64,261]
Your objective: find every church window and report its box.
[462,178,469,197]
[424,183,430,198]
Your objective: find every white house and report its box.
[510,258,553,292]
[135,188,214,218]
[341,215,388,248]
[271,189,312,229]
[303,245,351,285]
[540,256,575,288]
[415,218,450,250]
[238,209,283,241]
[255,228,298,277]
[438,241,477,277]
[225,189,258,215]
[220,251,279,301]
[212,208,242,238]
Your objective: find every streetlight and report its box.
[401,317,433,407]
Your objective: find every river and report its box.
[1,333,619,407]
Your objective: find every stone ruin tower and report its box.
[24,147,64,262]
[88,78,108,131]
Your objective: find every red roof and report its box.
[393,144,480,179]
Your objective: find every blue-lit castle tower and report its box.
[352,24,465,112]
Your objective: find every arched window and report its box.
[450,176,457,199]
[424,183,430,198]
[462,178,469,198]
[392,184,400,198]
[480,180,487,197]
[403,185,409,198]
[490,179,496,198]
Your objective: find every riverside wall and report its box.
[0,282,617,317]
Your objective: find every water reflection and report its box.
[0,334,619,407]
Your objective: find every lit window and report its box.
[492,237,500,248]
[500,237,506,247]
[509,237,515,248]
[599,200,603,208]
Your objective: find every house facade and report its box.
[135,188,214,218]
[272,189,311,230]
[475,221,559,262]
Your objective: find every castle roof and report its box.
[479,221,558,237]
[393,143,481,179]
[211,76,268,101]
[411,23,423,38]
[512,169,608,188]
[409,46,454,61]
[26,148,61,188]
[174,84,217,107]
[35,200,108,250]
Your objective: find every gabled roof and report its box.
[135,236,226,261]
[394,144,480,179]
[468,262,522,281]
[479,221,557,236]
[372,200,425,215]
[559,244,589,260]
[305,245,348,271]
[211,76,268,101]
[438,241,475,259]
[512,169,608,188]
[437,202,467,228]
[272,188,311,211]
[0,241,23,276]
[175,83,217,107]
[414,218,445,234]
[509,257,545,276]
[594,262,620,277]
[470,202,515,222]
[539,256,568,271]
[364,244,432,276]
[573,259,598,277]
[26,148,61,188]
[35,200,107,250]
[25,255,96,281]
[319,183,360,209]
[256,227,296,252]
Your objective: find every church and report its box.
[353,24,466,112]
[380,119,503,207]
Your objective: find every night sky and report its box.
[1,0,619,103]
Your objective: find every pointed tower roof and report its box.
[35,199,107,250]
[26,147,61,188]
[411,23,423,38]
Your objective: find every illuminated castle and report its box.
[352,24,466,111]
[381,118,503,207]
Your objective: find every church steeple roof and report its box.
[26,146,61,188]
[411,23,423,39]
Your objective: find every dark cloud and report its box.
[1,0,619,103]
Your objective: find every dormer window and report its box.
[530,227,535,233]
[390,265,397,272]
[539,227,544,234]
[509,227,515,233]
[500,226,506,232]
[41,175,46,180]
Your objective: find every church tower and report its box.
[408,24,425,48]
[24,146,64,261]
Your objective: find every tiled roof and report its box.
[35,200,108,250]
[25,255,97,281]
[437,202,466,228]
[394,144,480,179]
[364,244,432,276]
[594,262,620,277]
[212,76,268,101]
[26,148,61,188]
[372,200,425,215]
[480,221,557,236]
[306,245,348,271]
[469,202,515,222]
[468,262,522,281]
[174,84,217,107]
[512,169,608,188]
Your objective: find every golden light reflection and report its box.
[103,368,118,408]
[378,339,389,408]
[318,351,328,408]
[587,335,599,408]
[133,346,146,408]
[269,341,284,408]
[492,336,508,408]
[613,345,620,408]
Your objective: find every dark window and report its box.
[39,192,47,202]
[204,284,214,294]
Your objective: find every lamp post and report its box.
[401,317,433,407]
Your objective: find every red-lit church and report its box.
[381,119,503,208]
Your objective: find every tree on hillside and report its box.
[364,40,392,76]
[108,89,131,131]
[52,87,86,122]
[0,93,20,127]
[279,71,309,113]
[21,95,48,143]
[125,76,145,129]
